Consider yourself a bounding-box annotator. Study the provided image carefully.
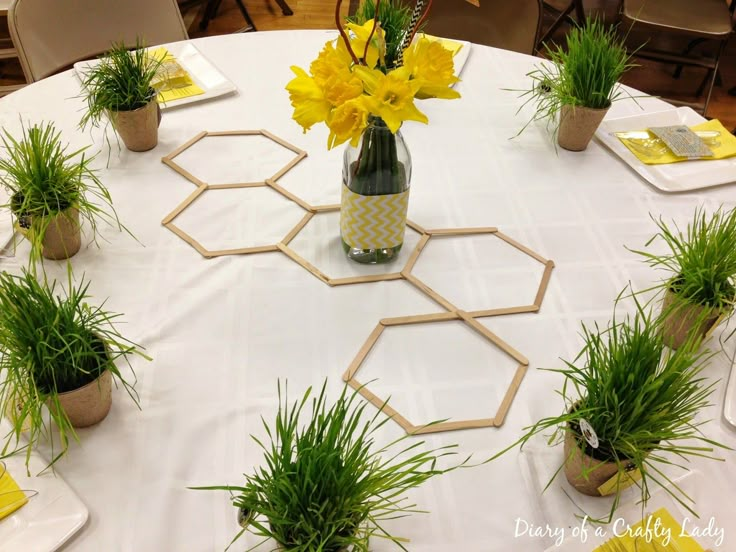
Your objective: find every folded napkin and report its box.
[0,465,28,520]
[593,507,704,552]
[149,47,205,104]
[617,119,736,165]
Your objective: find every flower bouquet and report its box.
[286,0,461,263]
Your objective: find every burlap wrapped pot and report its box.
[53,369,113,428]
[110,98,161,152]
[41,207,81,260]
[661,287,725,350]
[557,104,610,152]
[563,430,636,497]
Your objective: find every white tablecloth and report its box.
[0,30,735,551]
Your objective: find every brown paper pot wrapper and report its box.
[661,288,723,350]
[111,99,160,152]
[53,370,112,428]
[42,207,81,260]
[563,430,634,497]
[557,105,609,152]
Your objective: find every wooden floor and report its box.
[1,0,733,131]
[181,0,736,131]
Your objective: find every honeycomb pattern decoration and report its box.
[162,131,555,434]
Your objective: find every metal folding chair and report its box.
[620,0,733,116]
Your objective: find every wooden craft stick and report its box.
[426,227,498,236]
[380,312,459,326]
[329,273,403,286]
[311,204,341,213]
[161,185,208,225]
[346,378,414,433]
[205,130,262,136]
[162,131,207,161]
[276,243,330,284]
[342,323,385,381]
[206,245,280,257]
[165,223,210,257]
[207,182,267,190]
[162,158,207,188]
[458,311,529,365]
[494,363,528,427]
[267,180,312,211]
[281,212,314,246]
[410,418,495,435]
[260,129,306,155]
[533,260,555,308]
[494,231,548,265]
[270,151,308,182]
[405,219,426,234]
[401,234,430,276]
[403,274,458,312]
[468,305,540,318]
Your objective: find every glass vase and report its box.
[340,117,411,264]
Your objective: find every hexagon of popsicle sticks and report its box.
[161,133,556,433]
[161,130,309,258]
[339,227,555,434]
[342,317,529,435]
[161,130,307,188]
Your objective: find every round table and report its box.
[1,30,735,552]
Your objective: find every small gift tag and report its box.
[596,463,642,497]
[578,418,599,449]
[649,125,714,159]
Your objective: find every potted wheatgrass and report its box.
[0,122,122,264]
[632,206,736,349]
[490,295,727,522]
[0,271,148,474]
[81,41,164,152]
[516,18,634,151]
[193,381,469,550]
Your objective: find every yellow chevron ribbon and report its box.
[340,185,410,250]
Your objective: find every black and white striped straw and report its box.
[395,0,425,67]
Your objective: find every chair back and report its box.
[422,0,543,55]
[8,0,188,82]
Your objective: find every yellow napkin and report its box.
[593,507,704,552]
[0,466,28,520]
[618,119,736,165]
[148,47,205,103]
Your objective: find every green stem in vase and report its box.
[352,117,399,196]
[389,130,399,193]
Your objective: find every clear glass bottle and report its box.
[340,117,412,264]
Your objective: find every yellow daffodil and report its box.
[326,96,370,149]
[345,21,386,69]
[404,36,461,100]
[285,66,332,132]
[354,66,428,133]
[323,73,364,107]
[310,40,353,87]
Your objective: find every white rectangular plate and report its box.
[74,42,237,111]
[724,356,736,429]
[0,421,88,552]
[595,106,736,193]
